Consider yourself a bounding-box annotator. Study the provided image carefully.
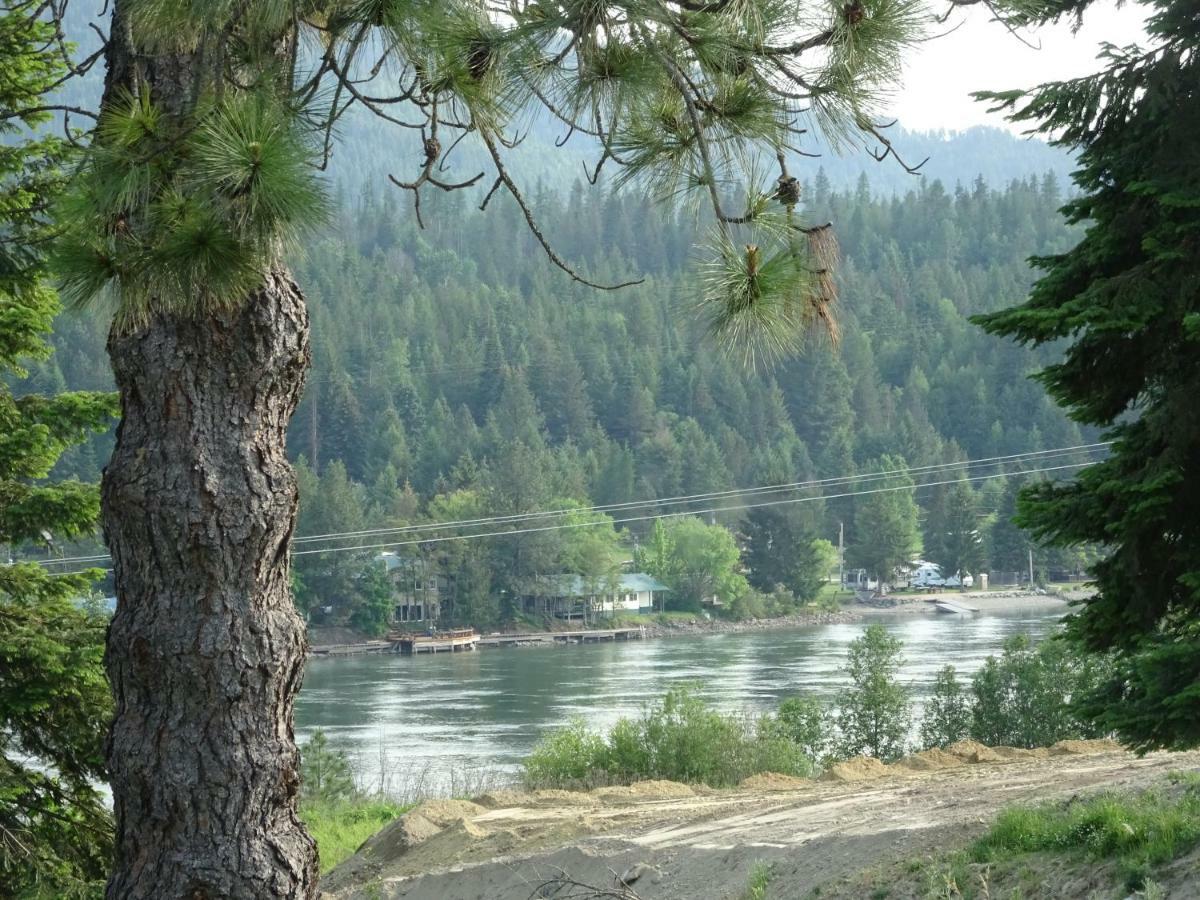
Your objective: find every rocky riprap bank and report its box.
[637,610,857,638]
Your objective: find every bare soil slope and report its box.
[322,743,1200,900]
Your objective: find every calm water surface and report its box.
[295,610,1063,790]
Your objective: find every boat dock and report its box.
[392,627,479,654]
[930,598,980,614]
[477,626,647,649]
[309,625,649,658]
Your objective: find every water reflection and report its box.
[295,610,1062,789]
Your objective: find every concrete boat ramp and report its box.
[929,597,980,614]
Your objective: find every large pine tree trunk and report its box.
[102,270,318,898]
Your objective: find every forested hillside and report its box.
[29,169,1096,628]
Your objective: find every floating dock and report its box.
[391,628,479,654]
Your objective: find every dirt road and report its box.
[322,743,1200,900]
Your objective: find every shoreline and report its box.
[853,588,1075,617]
[307,589,1078,656]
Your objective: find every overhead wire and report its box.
[288,458,1098,558]
[30,450,1105,576]
[33,442,1108,571]
[289,443,1110,545]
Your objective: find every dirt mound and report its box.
[992,746,1050,760]
[474,789,532,809]
[820,756,888,782]
[1049,739,1122,756]
[891,748,965,773]
[531,789,601,807]
[592,780,695,801]
[410,798,486,827]
[739,772,812,791]
[946,740,1004,763]
[329,798,486,882]
[361,811,442,857]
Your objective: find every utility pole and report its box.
[1028,547,1035,587]
[838,521,844,591]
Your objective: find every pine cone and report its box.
[775,175,801,207]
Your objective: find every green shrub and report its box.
[523,685,813,789]
[523,718,607,787]
[300,729,358,803]
[919,665,971,749]
[728,590,769,621]
[767,696,829,761]
[835,625,911,761]
[970,635,1108,749]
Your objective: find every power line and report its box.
[289,442,1110,546]
[289,460,1094,558]
[30,444,1113,578]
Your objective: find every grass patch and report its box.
[970,786,1200,891]
[301,798,412,873]
[741,861,773,900]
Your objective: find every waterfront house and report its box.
[377,551,443,622]
[524,573,670,619]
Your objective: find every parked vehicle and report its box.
[909,561,945,588]
[908,562,974,589]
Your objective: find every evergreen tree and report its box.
[743,505,831,603]
[930,478,985,578]
[0,10,118,891]
[987,477,1032,578]
[975,0,1200,749]
[298,731,357,805]
[846,456,921,586]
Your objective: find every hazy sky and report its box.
[887,1,1152,131]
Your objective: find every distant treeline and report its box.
[31,173,1097,628]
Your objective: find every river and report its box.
[294,609,1064,795]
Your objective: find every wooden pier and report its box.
[391,627,479,654]
[309,625,648,659]
[476,626,647,649]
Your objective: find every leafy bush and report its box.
[970,635,1108,749]
[523,718,608,787]
[920,665,972,749]
[523,685,813,789]
[835,625,911,760]
[728,590,768,621]
[766,696,829,761]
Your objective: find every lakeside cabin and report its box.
[522,573,670,619]
[377,551,444,623]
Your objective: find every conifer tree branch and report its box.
[479,131,644,291]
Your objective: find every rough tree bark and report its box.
[98,4,320,896]
[102,272,317,898]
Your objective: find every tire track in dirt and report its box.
[323,746,1200,899]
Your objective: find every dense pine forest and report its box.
[26,164,1096,630]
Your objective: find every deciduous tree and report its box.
[835,624,911,760]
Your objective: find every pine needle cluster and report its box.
[55,89,326,329]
